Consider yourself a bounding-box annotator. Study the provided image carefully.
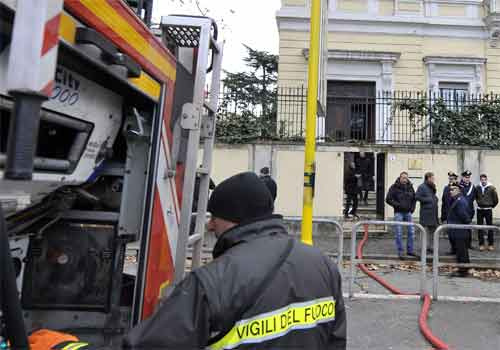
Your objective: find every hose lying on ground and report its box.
[355,224,449,350]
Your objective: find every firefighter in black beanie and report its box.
[124,172,346,349]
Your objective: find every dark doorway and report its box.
[326,81,376,142]
[343,152,375,220]
[376,153,386,219]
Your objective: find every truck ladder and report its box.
[161,16,223,283]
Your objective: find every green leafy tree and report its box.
[217,45,278,143]
[395,95,500,148]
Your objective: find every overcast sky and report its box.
[153,0,281,73]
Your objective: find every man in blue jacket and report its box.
[447,184,472,277]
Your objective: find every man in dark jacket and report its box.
[386,171,417,258]
[442,171,459,254]
[447,185,472,277]
[124,172,346,349]
[460,170,476,249]
[441,172,458,222]
[356,152,373,205]
[344,162,359,219]
[460,170,476,217]
[475,174,499,251]
[259,166,277,202]
[416,172,439,254]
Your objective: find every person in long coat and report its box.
[441,171,459,254]
[447,185,472,277]
[459,170,476,249]
[344,162,359,219]
[415,172,439,253]
[356,152,373,205]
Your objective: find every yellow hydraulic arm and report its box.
[301,0,322,245]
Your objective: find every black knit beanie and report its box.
[207,172,274,223]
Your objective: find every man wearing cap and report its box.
[442,171,459,254]
[460,170,476,218]
[447,184,473,277]
[460,170,476,249]
[475,174,499,251]
[124,172,346,349]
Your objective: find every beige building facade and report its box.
[234,0,500,221]
[212,1,500,223]
[277,0,500,92]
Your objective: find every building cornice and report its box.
[423,56,487,65]
[277,6,485,26]
[303,49,401,62]
[426,0,483,4]
[485,12,500,46]
[276,6,488,39]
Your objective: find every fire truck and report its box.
[0,0,222,347]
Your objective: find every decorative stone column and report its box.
[381,61,394,91]
[427,63,439,94]
[474,65,482,94]
[380,60,395,143]
[486,0,500,47]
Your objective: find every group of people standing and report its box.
[386,170,498,277]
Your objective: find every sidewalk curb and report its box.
[346,293,500,303]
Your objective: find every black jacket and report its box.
[124,216,346,349]
[441,185,453,222]
[260,175,277,201]
[386,179,416,214]
[356,157,373,177]
[344,168,359,195]
[460,180,476,219]
[415,182,439,226]
[448,195,472,239]
[475,183,499,209]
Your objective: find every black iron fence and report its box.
[216,86,305,143]
[216,87,500,147]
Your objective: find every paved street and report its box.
[291,223,500,349]
[347,298,500,350]
[128,223,500,349]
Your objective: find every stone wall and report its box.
[211,143,500,220]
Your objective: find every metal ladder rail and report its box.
[162,16,220,284]
[190,43,223,270]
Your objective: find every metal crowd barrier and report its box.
[283,216,344,269]
[349,220,428,298]
[432,224,500,300]
[186,215,344,271]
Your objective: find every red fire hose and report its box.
[356,224,449,350]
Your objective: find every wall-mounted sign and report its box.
[408,159,423,170]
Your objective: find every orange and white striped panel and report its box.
[141,111,181,319]
[6,0,63,97]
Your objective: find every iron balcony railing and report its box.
[216,87,500,146]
